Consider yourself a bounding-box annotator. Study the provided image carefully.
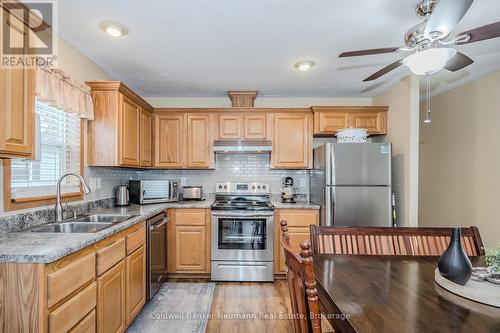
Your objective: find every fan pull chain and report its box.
[424,75,432,124]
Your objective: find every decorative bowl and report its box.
[336,128,368,143]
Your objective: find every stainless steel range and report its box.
[211,182,274,282]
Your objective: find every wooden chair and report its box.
[280,220,322,333]
[310,226,484,256]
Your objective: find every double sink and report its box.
[29,214,136,233]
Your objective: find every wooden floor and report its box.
[206,280,295,333]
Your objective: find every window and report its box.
[9,100,82,202]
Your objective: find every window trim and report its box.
[3,120,85,211]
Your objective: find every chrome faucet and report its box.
[55,173,92,222]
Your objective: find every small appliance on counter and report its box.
[129,180,179,204]
[182,185,204,201]
[281,176,297,203]
[115,185,130,206]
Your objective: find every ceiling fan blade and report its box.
[363,60,403,82]
[456,21,500,44]
[339,47,400,58]
[424,0,473,39]
[445,52,474,71]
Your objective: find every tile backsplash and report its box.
[135,154,309,194]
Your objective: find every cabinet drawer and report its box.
[126,225,145,255]
[277,209,319,227]
[49,281,97,333]
[69,309,96,333]
[47,252,96,308]
[96,238,126,276]
[174,209,206,226]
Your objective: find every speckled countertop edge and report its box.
[0,199,214,264]
[270,200,320,209]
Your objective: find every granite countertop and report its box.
[271,200,320,209]
[0,199,214,264]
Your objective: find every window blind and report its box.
[10,101,82,199]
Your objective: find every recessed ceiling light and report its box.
[294,61,315,71]
[99,21,129,37]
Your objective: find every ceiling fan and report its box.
[339,0,500,81]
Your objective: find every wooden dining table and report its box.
[313,255,500,333]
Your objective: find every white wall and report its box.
[419,70,500,247]
[373,76,420,227]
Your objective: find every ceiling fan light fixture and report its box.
[294,61,315,71]
[402,47,456,75]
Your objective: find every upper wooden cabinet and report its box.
[0,35,35,158]
[217,113,267,140]
[140,109,153,166]
[271,112,312,169]
[155,112,214,169]
[86,81,154,167]
[187,114,213,168]
[219,114,242,139]
[119,95,141,166]
[312,106,388,135]
[243,114,267,139]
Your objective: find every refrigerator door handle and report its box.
[325,186,335,227]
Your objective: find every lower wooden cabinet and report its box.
[97,260,127,333]
[0,222,146,333]
[274,209,319,274]
[167,209,211,274]
[125,245,146,325]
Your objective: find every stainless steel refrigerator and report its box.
[310,143,392,227]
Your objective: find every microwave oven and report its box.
[129,180,179,204]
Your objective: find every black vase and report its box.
[438,228,472,285]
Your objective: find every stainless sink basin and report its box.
[28,214,136,233]
[72,214,135,224]
[31,222,114,233]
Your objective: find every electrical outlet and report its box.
[299,178,306,187]
[96,178,102,189]
[180,177,187,186]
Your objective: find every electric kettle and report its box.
[115,185,130,206]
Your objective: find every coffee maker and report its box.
[281,177,297,203]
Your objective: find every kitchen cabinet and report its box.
[155,113,214,169]
[86,81,154,167]
[186,114,213,168]
[140,108,153,166]
[155,114,185,167]
[219,114,242,139]
[0,15,35,158]
[0,221,146,333]
[274,209,319,274]
[125,245,146,325]
[312,106,388,135]
[271,112,312,169]
[167,209,211,274]
[243,114,267,139]
[217,113,267,140]
[119,95,141,166]
[97,260,126,333]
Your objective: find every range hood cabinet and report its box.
[213,140,272,153]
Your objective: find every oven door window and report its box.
[218,218,267,250]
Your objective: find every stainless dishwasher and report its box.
[146,212,169,300]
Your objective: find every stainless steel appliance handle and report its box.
[211,211,273,218]
[150,217,169,231]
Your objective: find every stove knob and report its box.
[223,185,227,190]
[252,185,256,190]
[257,185,261,190]
[262,185,266,190]
[218,185,222,189]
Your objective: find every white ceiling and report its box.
[58,0,500,98]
